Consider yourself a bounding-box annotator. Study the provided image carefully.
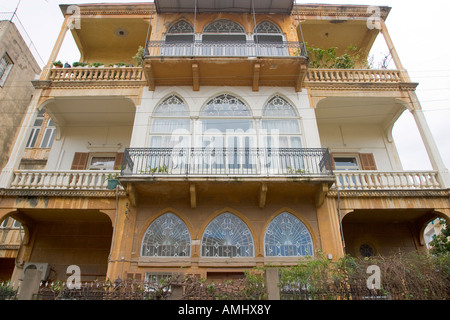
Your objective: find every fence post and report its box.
[264,268,280,300]
[18,269,42,300]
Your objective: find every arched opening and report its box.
[201,212,254,258]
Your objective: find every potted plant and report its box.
[107,173,120,189]
[91,62,104,68]
[73,62,88,68]
[53,60,63,68]
[116,62,127,67]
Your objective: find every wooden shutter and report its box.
[71,152,89,170]
[359,153,377,170]
[114,152,124,170]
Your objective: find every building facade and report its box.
[0,18,41,280]
[0,1,449,283]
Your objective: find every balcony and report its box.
[142,40,308,91]
[33,67,145,89]
[10,170,121,191]
[334,171,443,191]
[120,148,332,179]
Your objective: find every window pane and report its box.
[89,157,115,169]
[40,128,56,148]
[26,128,40,148]
[154,95,189,117]
[202,119,252,132]
[262,120,299,133]
[264,212,313,257]
[152,119,190,133]
[201,212,254,257]
[141,213,191,257]
[201,94,250,117]
[334,157,358,168]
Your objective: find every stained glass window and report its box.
[141,213,191,257]
[264,212,313,257]
[201,212,254,257]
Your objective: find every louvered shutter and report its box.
[71,152,89,170]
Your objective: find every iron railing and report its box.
[121,148,333,177]
[145,40,307,58]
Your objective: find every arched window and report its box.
[201,212,254,257]
[165,20,194,56]
[141,213,191,257]
[264,212,313,257]
[254,21,286,56]
[202,20,247,56]
[262,95,301,148]
[200,94,255,171]
[151,94,190,148]
[262,95,302,173]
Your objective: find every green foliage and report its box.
[429,219,450,256]
[0,282,17,300]
[132,46,145,67]
[306,44,363,69]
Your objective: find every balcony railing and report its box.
[48,67,144,82]
[10,170,120,190]
[306,69,403,83]
[334,170,442,190]
[145,40,307,58]
[121,148,332,178]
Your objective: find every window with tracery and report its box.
[262,95,301,149]
[203,20,245,34]
[141,213,191,257]
[202,19,246,56]
[264,212,313,257]
[253,21,286,56]
[164,20,195,55]
[151,95,190,148]
[201,212,254,257]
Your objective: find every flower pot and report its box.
[107,179,120,190]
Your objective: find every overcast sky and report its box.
[1,0,449,171]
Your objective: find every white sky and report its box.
[1,0,449,171]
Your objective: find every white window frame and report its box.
[332,154,361,171]
[87,153,117,170]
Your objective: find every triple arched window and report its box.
[164,19,286,57]
[141,212,313,258]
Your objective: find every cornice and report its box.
[293,4,391,20]
[60,3,155,17]
[0,188,127,198]
[327,189,450,198]
[304,81,419,92]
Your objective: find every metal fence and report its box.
[121,148,333,177]
[145,40,307,58]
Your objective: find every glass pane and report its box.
[201,212,254,257]
[26,128,40,148]
[202,119,252,132]
[262,120,299,133]
[40,128,56,148]
[334,157,358,169]
[263,95,297,117]
[201,94,251,117]
[89,157,115,169]
[141,213,191,257]
[152,119,190,133]
[264,212,314,257]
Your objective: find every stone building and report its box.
[0,17,41,280]
[0,1,449,283]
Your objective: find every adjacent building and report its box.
[0,17,41,280]
[0,1,449,283]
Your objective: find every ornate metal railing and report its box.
[145,40,307,58]
[121,148,333,177]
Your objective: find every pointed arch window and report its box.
[264,212,313,257]
[201,212,254,257]
[164,20,195,55]
[151,94,190,148]
[262,95,301,148]
[141,213,191,257]
[202,19,246,56]
[254,21,286,56]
